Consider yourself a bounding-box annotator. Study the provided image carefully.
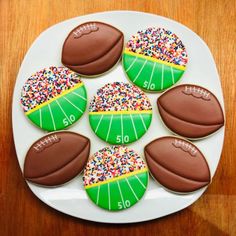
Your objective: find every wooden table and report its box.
[1,0,235,235]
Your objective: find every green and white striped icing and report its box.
[123,50,186,92]
[26,83,87,131]
[89,110,152,144]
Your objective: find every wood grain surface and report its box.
[0,0,235,235]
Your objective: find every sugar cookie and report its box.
[62,22,124,77]
[21,67,87,131]
[157,84,224,139]
[145,136,211,193]
[24,131,90,186]
[89,82,152,144]
[123,27,188,92]
[84,146,148,211]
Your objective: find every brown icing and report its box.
[33,134,60,153]
[157,84,224,139]
[144,136,211,193]
[61,21,124,76]
[72,23,99,38]
[182,85,211,101]
[65,37,123,76]
[24,131,90,186]
[158,104,223,138]
[172,139,197,156]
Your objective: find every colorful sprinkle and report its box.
[21,66,82,112]
[89,82,152,112]
[83,146,146,186]
[126,27,188,66]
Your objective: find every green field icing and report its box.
[27,85,87,131]
[133,113,150,137]
[52,99,73,129]
[132,172,149,190]
[132,59,148,83]
[119,178,140,209]
[90,115,110,141]
[132,59,153,84]
[48,104,56,130]
[27,109,40,128]
[123,53,185,92]
[42,105,55,131]
[149,62,162,91]
[110,181,124,210]
[85,171,148,211]
[86,185,98,205]
[89,113,152,144]
[98,184,110,209]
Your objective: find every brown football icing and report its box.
[61,21,124,76]
[24,131,90,186]
[72,23,99,38]
[144,136,211,193]
[182,85,211,101]
[157,84,224,139]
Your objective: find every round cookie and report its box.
[83,146,148,211]
[123,27,188,92]
[89,82,152,145]
[157,84,225,139]
[144,136,211,193]
[24,131,90,186]
[62,22,124,77]
[21,67,87,131]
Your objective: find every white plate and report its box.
[12,11,225,223]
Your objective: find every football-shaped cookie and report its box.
[62,21,124,76]
[24,131,90,186]
[145,137,211,193]
[157,84,224,139]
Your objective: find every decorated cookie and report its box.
[89,82,152,144]
[21,67,87,131]
[157,84,225,139]
[24,131,90,186]
[83,146,148,211]
[123,27,188,92]
[62,22,124,77]
[144,136,211,193]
